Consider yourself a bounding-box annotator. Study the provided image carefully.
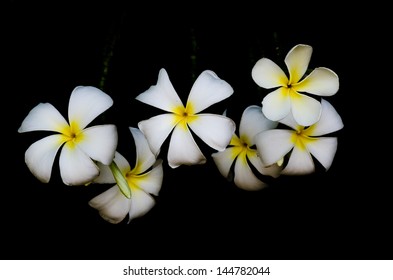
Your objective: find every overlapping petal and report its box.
[18,103,68,133]
[188,70,234,113]
[68,86,114,130]
[306,99,344,136]
[78,125,117,165]
[290,92,322,126]
[233,156,267,191]
[188,114,235,151]
[93,151,130,184]
[135,68,183,112]
[285,44,312,84]
[24,134,66,183]
[294,67,339,96]
[88,185,130,224]
[138,114,178,156]
[251,58,288,88]
[261,87,291,121]
[130,160,163,196]
[127,187,156,223]
[167,125,206,168]
[130,127,156,174]
[255,129,294,166]
[306,137,338,171]
[248,152,282,178]
[211,147,237,178]
[240,105,278,144]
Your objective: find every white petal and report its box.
[187,70,233,113]
[130,127,155,174]
[262,87,291,121]
[307,137,338,171]
[135,68,184,112]
[251,58,288,88]
[18,103,68,133]
[167,125,206,168]
[24,135,65,183]
[278,111,301,131]
[285,44,312,84]
[93,152,130,184]
[290,92,322,126]
[68,86,113,130]
[233,155,267,191]
[128,188,156,223]
[240,105,278,145]
[248,152,282,178]
[212,147,238,178]
[255,129,294,166]
[138,114,177,156]
[281,146,315,175]
[78,125,117,165]
[59,143,99,185]
[131,160,163,196]
[307,99,344,136]
[295,67,339,96]
[188,114,235,151]
[88,185,130,224]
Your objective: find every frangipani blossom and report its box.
[18,86,117,185]
[255,99,343,175]
[212,105,282,190]
[89,127,163,224]
[136,68,236,168]
[251,44,339,126]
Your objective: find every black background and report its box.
[3,2,390,260]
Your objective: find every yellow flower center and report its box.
[291,128,316,151]
[59,121,84,148]
[172,103,197,129]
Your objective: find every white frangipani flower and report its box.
[89,127,163,224]
[136,68,236,168]
[251,44,339,126]
[18,86,117,185]
[255,99,343,175]
[212,105,282,190]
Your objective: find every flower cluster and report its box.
[18,44,343,224]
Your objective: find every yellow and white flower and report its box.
[136,68,236,168]
[255,99,343,175]
[212,105,282,190]
[251,44,339,126]
[89,127,163,224]
[18,86,117,185]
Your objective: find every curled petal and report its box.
[130,159,163,196]
[128,187,156,223]
[94,152,130,184]
[281,146,315,175]
[167,125,206,168]
[240,105,278,145]
[251,58,288,89]
[295,67,339,96]
[188,114,235,151]
[248,151,282,178]
[78,125,117,165]
[135,68,184,112]
[187,70,234,113]
[307,137,338,171]
[88,185,130,224]
[18,103,68,133]
[233,154,267,191]
[212,147,239,178]
[59,143,99,185]
[68,86,114,130]
[138,114,177,156]
[290,92,322,126]
[262,87,291,121]
[285,44,312,84]
[24,134,65,183]
[255,129,294,166]
[307,99,344,136]
[130,127,155,174]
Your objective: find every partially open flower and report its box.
[18,86,117,185]
[136,68,236,168]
